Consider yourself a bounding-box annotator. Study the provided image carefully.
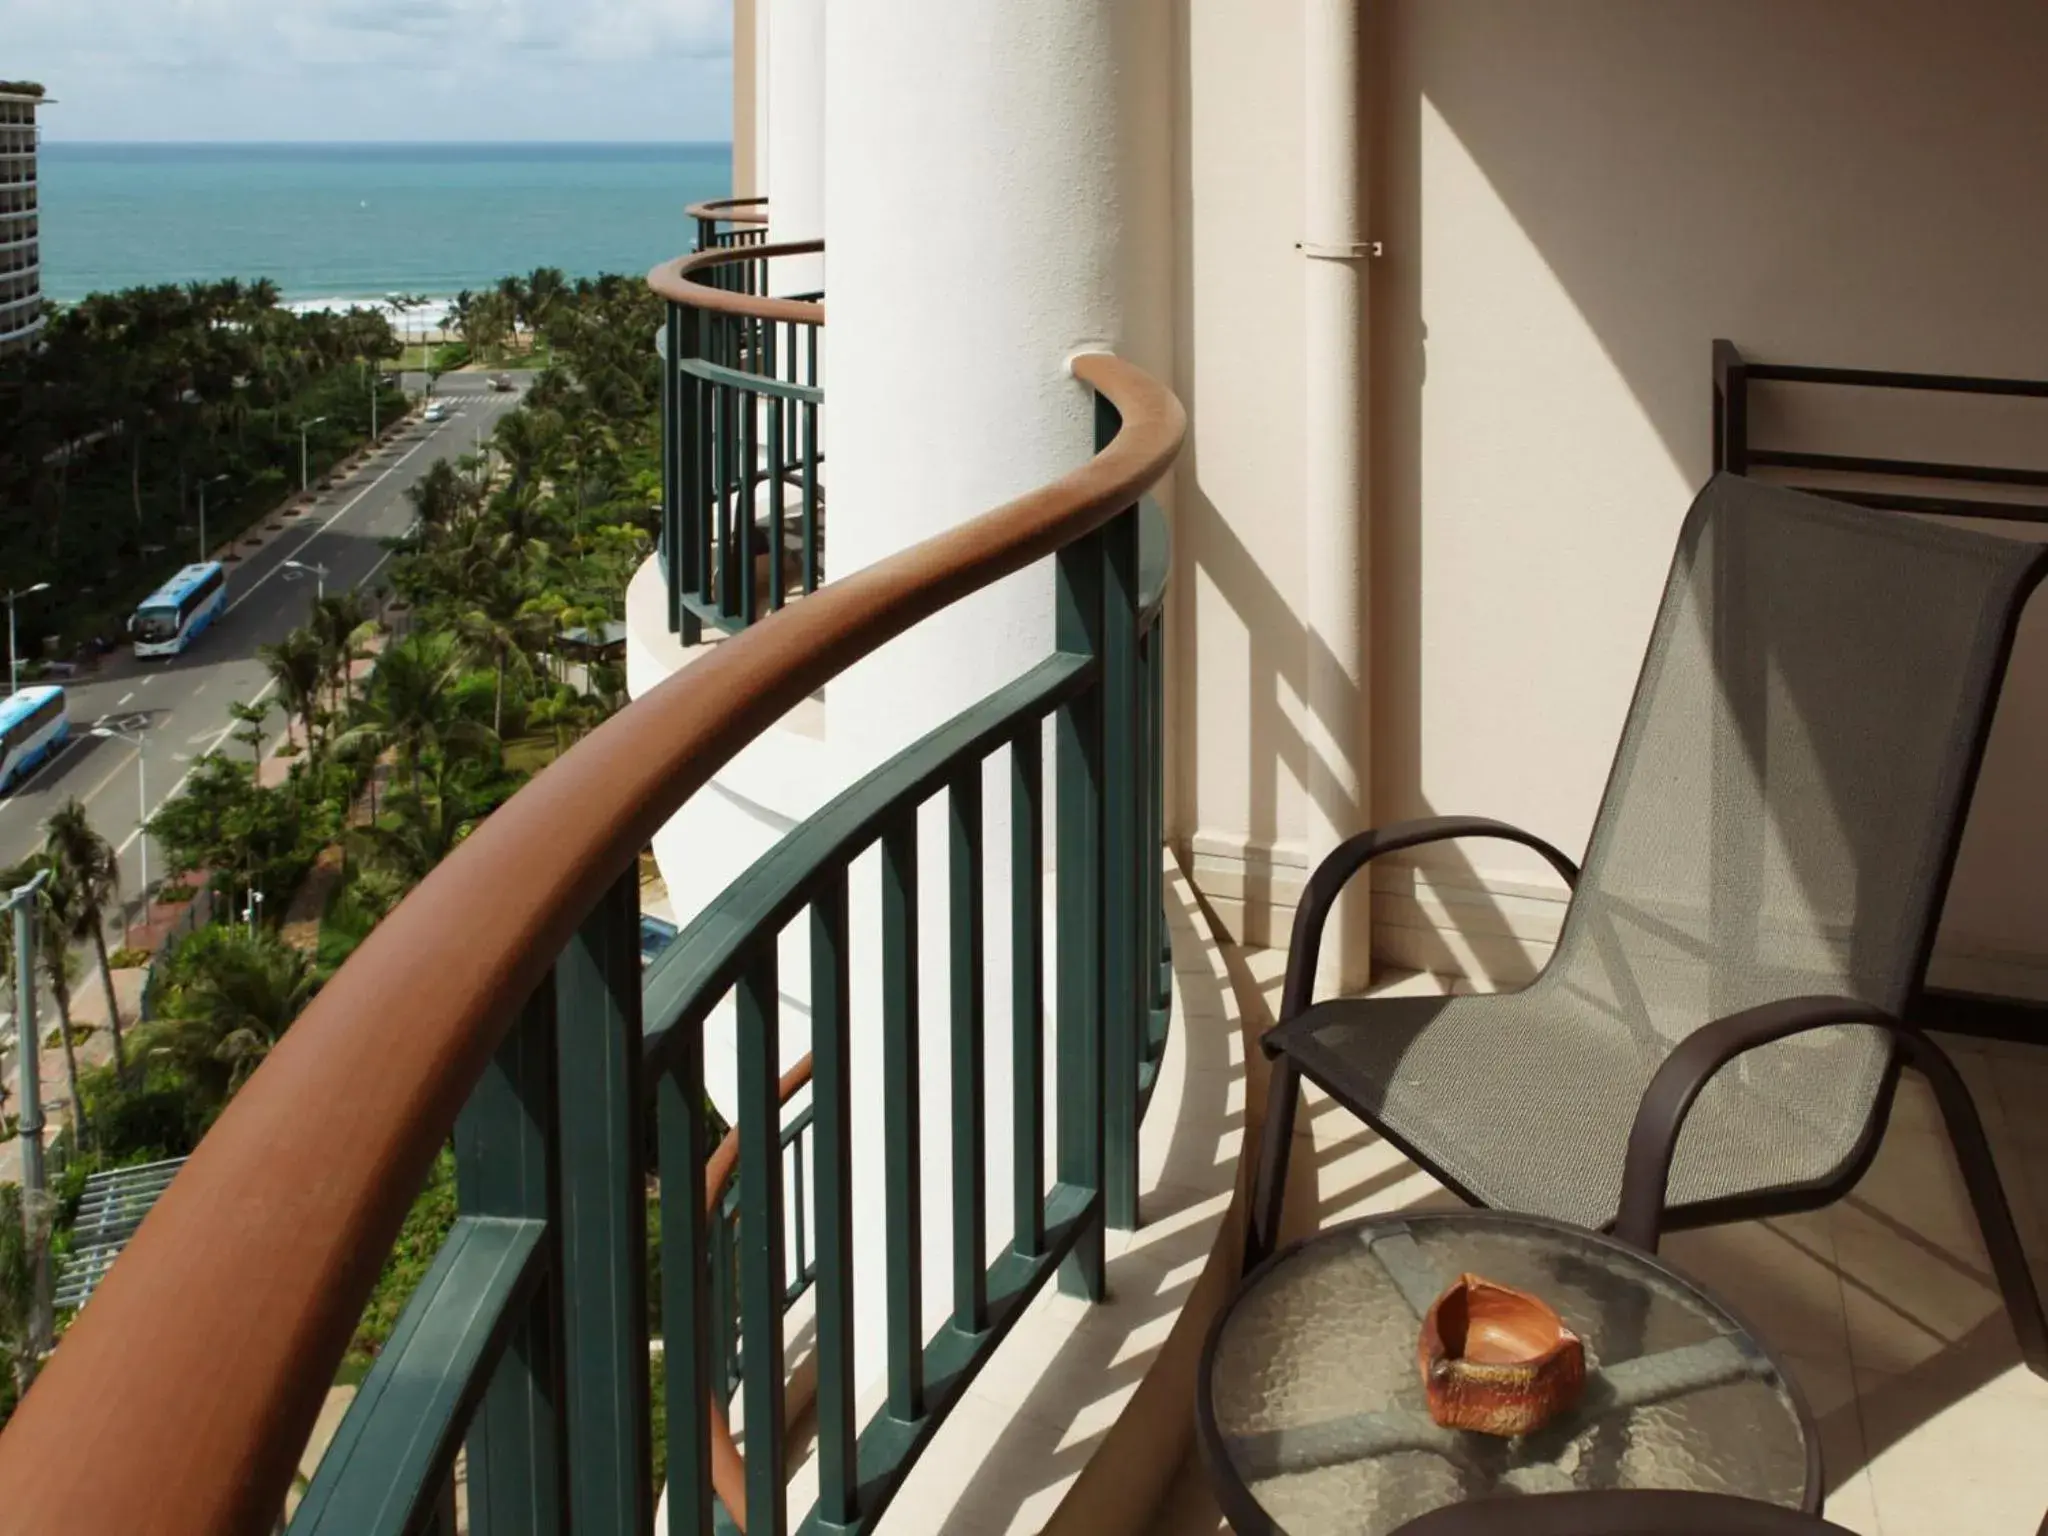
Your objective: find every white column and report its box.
[765,0,825,291]
[824,0,1171,1404]
[1301,0,1372,993]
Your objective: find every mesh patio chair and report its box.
[1246,475,2048,1379]
[1390,1491,1857,1535]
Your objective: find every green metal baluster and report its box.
[948,767,987,1333]
[737,947,787,1536]
[713,368,731,623]
[811,872,858,1528]
[674,306,705,648]
[1010,726,1045,1259]
[460,984,564,1536]
[801,400,820,594]
[657,1040,713,1535]
[1055,521,1106,1301]
[660,302,676,627]
[882,817,925,1417]
[1148,622,1170,1036]
[694,312,715,619]
[782,323,799,464]
[554,870,651,1535]
[741,386,759,628]
[768,394,787,612]
[1100,496,1143,1228]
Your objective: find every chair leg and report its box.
[1246,1054,1301,1275]
[1908,1034,2048,1379]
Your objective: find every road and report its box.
[0,374,530,918]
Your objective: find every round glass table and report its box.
[1197,1211,1819,1535]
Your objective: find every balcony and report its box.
[650,233,825,639]
[0,347,1191,1533]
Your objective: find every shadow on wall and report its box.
[1166,0,1528,969]
[1372,0,2048,988]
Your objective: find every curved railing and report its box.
[689,195,770,258]
[652,241,827,639]
[0,351,1183,1535]
[693,495,1174,1533]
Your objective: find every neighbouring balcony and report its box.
[0,348,1188,1534]
[651,224,826,640]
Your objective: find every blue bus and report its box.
[132,561,229,658]
[0,685,70,793]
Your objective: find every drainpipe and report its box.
[1300,0,1373,993]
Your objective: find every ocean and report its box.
[35,142,733,311]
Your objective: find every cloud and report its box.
[12,0,733,139]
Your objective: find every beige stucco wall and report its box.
[1367,0,2048,991]
[1171,0,1321,947]
[732,0,758,196]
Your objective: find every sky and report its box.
[11,0,734,142]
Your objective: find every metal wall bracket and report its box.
[1297,239,1383,260]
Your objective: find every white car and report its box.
[423,400,451,423]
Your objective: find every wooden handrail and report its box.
[0,351,1183,1533]
[703,1054,815,1533]
[649,240,827,326]
[686,195,770,228]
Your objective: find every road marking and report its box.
[79,750,139,813]
[113,677,279,858]
[140,674,154,687]
[117,691,134,707]
[226,427,441,616]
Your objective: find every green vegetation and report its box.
[446,269,575,367]
[0,267,671,1431]
[346,1150,457,1376]
[0,281,408,656]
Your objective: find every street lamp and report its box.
[282,559,328,602]
[90,723,150,900]
[6,865,53,1352]
[299,416,330,495]
[4,582,50,696]
[364,361,383,442]
[197,473,230,561]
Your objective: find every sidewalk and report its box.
[0,962,144,1186]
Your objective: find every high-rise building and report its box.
[0,81,46,359]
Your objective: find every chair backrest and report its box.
[1550,474,2046,1085]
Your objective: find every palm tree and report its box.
[260,629,328,757]
[229,699,271,767]
[490,405,562,502]
[350,755,502,896]
[136,926,314,1103]
[42,801,127,1083]
[496,275,529,348]
[524,266,567,347]
[309,591,373,715]
[333,631,494,792]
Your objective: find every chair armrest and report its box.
[1614,995,1908,1250]
[1391,1490,1847,1535]
[1279,815,1581,1024]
